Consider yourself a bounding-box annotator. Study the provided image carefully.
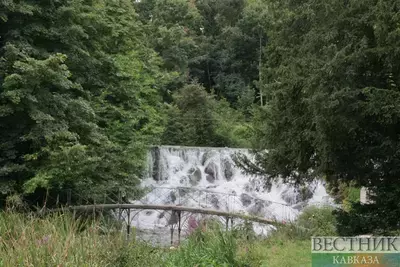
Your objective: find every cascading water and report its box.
[131,146,333,245]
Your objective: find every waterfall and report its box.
[131,146,333,243]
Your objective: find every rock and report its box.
[206,174,215,183]
[205,162,218,177]
[240,193,252,207]
[298,186,313,202]
[282,186,313,205]
[178,188,190,197]
[151,147,161,181]
[282,188,297,205]
[206,185,218,189]
[201,151,216,165]
[188,167,202,186]
[248,200,265,216]
[210,194,219,209]
[168,211,178,225]
[223,160,234,181]
[145,211,153,216]
[244,183,252,192]
[169,191,177,203]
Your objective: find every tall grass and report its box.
[166,228,240,267]
[0,212,164,267]
[0,206,338,267]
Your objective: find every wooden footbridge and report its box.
[49,187,296,245]
[54,202,286,245]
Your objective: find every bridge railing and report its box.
[134,186,297,223]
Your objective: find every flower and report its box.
[187,216,199,234]
[37,235,50,246]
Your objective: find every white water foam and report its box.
[130,146,333,242]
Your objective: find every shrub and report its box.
[166,228,240,267]
[296,205,337,237]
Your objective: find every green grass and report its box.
[0,212,166,267]
[0,206,337,266]
[249,239,311,267]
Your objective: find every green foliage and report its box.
[335,182,400,235]
[161,83,251,147]
[137,0,261,104]
[246,0,400,233]
[326,180,360,211]
[166,228,241,267]
[248,239,311,267]
[296,206,337,237]
[111,241,165,267]
[0,0,169,205]
[193,0,262,103]
[0,212,318,267]
[136,0,202,88]
[0,212,166,267]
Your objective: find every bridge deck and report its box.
[52,204,281,226]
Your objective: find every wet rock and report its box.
[240,193,252,207]
[158,212,165,219]
[244,183,252,192]
[168,211,178,225]
[210,194,219,209]
[150,147,161,181]
[223,160,234,181]
[298,186,313,202]
[169,191,177,203]
[201,151,216,165]
[178,188,190,197]
[145,211,153,216]
[248,200,265,216]
[282,188,297,205]
[206,174,215,183]
[282,186,313,205]
[188,167,202,186]
[205,162,218,177]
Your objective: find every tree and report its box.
[161,83,225,147]
[245,0,400,233]
[192,0,262,104]
[161,83,251,147]
[135,0,202,94]
[0,0,168,206]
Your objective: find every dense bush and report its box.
[296,206,337,237]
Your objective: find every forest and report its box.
[1,0,400,255]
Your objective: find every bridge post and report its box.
[230,217,234,228]
[118,190,122,221]
[178,211,182,245]
[126,209,131,240]
[170,224,174,246]
[225,216,229,231]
